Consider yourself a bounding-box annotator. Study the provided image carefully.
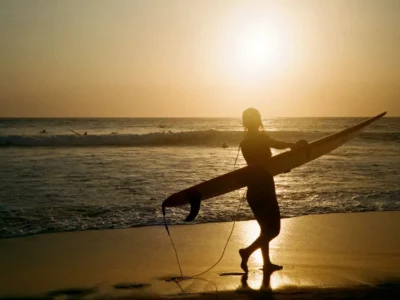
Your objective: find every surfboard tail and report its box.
[162,189,202,222]
[184,189,202,222]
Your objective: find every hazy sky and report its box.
[1,0,399,117]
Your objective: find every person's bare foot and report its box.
[261,263,283,272]
[239,249,249,273]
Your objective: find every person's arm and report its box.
[268,138,295,150]
[266,134,308,150]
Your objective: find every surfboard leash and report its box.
[162,188,246,282]
[189,189,245,279]
[162,144,246,282]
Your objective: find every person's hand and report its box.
[290,139,308,150]
[289,143,296,150]
[296,139,308,147]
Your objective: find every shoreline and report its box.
[2,210,400,240]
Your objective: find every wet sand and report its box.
[1,212,399,299]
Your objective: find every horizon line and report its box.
[0,115,395,119]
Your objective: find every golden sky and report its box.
[1,0,399,117]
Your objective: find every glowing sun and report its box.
[223,20,290,80]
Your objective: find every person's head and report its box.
[242,108,263,131]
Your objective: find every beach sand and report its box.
[1,211,399,299]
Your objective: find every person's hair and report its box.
[242,108,263,130]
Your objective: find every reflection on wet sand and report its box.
[238,270,273,291]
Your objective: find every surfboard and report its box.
[68,128,82,137]
[162,112,386,221]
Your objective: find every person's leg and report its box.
[260,240,282,271]
[239,185,266,272]
[240,173,281,272]
[240,225,281,272]
[239,233,268,272]
[260,210,281,270]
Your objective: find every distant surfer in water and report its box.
[239,108,306,273]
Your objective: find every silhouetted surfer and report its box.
[39,129,46,134]
[238,108,307,273]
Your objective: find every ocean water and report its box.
[0,117,399,238]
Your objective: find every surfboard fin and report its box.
[185,189,202,222]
